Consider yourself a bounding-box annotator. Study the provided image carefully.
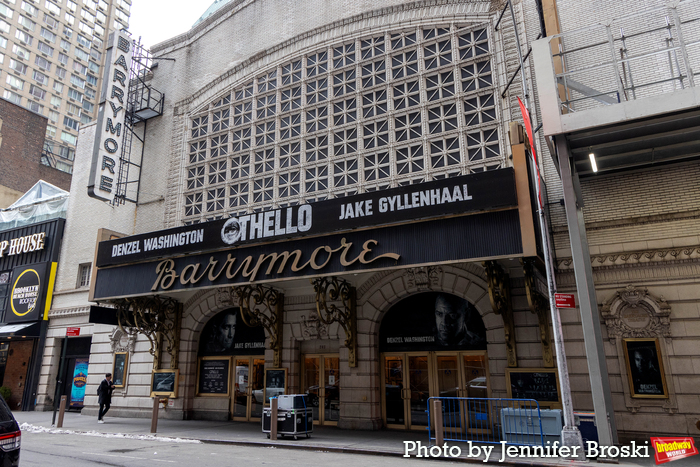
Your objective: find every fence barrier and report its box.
[427,397,549,447]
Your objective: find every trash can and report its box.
[574,412,599,445]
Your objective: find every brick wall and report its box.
[0,99,72,204]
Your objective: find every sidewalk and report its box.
[14,411,659,466]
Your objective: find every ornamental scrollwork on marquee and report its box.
[482,260,517,367]
[600,285,671,343]
[232,285,284,368]
[114,296,182,370]
[522,258,554,368]
[312,277,357,367]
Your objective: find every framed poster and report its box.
[505,368,562,409]
[623,338,668,398]
[112,352,128,388]
[263,368,287,405]
[197,357,231,396]
[150,369,179,398]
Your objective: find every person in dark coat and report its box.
[97,373,115,423]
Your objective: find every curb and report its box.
[197,437,589,467]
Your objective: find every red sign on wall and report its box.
[66,327,80,337]
[554,293,576,309]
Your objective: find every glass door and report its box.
[302,354,339,425]
[231,356,265,421]
[381,353,431,430]
[381,351,489,431]
[383,355,405,428]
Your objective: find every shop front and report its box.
[0,219,64,411]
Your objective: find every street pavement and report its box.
[14,410,698,466]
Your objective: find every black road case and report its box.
[262,407,313,440]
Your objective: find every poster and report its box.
[69,358,89,408]
[198,308,266,356]
[624,338,668,398]
[379,292,486,352]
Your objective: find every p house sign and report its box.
[88,29,133,203]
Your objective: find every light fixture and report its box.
[589,152,598,173]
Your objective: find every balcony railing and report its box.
[547,0,700,114]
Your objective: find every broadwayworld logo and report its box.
[651,437,698,464]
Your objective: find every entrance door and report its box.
[231,356,265,421]
[302,354,340,425]
[382,351,489,430]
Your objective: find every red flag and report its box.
[517,97,542,208]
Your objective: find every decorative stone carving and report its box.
[215,287,237,308]
[601,285,671,343]
[301,314,329,340]
[602,285,676,414]
[557,245,700,270]
[312,277,357,367]
[110,328,137,354]
[405,266,442,290]
[483,260,517,367]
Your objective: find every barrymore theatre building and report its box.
[44,0,563,431]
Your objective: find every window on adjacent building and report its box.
[40,27,56,43]
[17,15,35,31]
[77,263,91,288]
[9,59,28,75]
[35,55,51,71]
[33,70,48,85]
[53,81,63,93]
[59,146,75,160]
[22,1,37,17]
[43,13,58,29]
[2,90,21,105]
[27,101,43,114]
[60,131,77,145]
[6,75,25,90]
[50,95,61,106]
[37,42,54,56]
[11,44,30,60]
[45,1,60,16]
[15,29,33,46]
[0,19,11,34]
[63,116,79,130]
[0,5,13,20]
[67,88,82,102]
[29,83,46,100]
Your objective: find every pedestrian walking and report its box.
[97,373,115,423]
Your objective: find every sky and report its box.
[128,0,214,49]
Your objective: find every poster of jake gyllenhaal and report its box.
[623,338,668,398]
[379,292,486,352]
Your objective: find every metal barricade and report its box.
[427,397,546,447]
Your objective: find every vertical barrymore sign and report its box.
[87,30,133,202]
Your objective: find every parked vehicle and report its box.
[0,395,20,466]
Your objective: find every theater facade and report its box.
[37,0,700,440]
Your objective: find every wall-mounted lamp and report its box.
[589,152,598,173]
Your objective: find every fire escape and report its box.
[114,38,164,205]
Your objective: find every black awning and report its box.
[89,305,119,326]
[0,322,41,338]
